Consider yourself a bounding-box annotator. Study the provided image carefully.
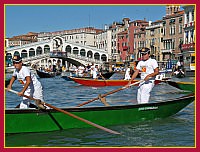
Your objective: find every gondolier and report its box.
[7,56,44,109]
[126,47,159,104]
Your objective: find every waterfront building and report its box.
[6,5,193,72]
[181,5,195,75]
[146,20,164,62]
[162,5,184,61]
[117,30,128,62]
[38,27,103,47]
[5,32,38,48]
[117,18,134,62]
[95,24,113,59]
[133,19,149,60]
[108,20,126,62]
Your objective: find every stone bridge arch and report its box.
[5,37,108,68]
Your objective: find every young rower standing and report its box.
[7,56,44,109]
[126,47,159,104]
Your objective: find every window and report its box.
[134,42,136,49]
[190,30,194,42]
[179,24,182,34]
[192,10,194,21]
[170,25,176,35]
[185,31,189,44]
[150,30,154,36]
[163,27,166,36]
[179,17,182,23]
[186,12,189,23]
[172,39,175,49]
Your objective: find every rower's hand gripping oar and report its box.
[6,88,121,135]
[77,79,144,107]
[6,89,46,109]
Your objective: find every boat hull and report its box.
[5,94,194,134]
[36,70,61,78]
[69,77,166,87]
[167,81,195,92]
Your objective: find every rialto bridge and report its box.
[5,36,109,69]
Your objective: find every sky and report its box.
[5,5,179,38]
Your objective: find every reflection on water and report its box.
[5,73,195,147]
[6,115,194,147]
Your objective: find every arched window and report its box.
[87,51,93,58]
[29,48,35,57]
[80,49,86,56]
[36,46,42,55]
[65,45,72,54]
[101,54,107,61]
[21,50,28,58]
[44,45,50,54]
[94,52,100,60]
[73,47,79,55]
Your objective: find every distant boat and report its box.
[36,70,61,78]
[166,80,195,92]
[68,77,169,87]
[5,93,194,134]
[62,71,115,81]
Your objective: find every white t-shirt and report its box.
[136,58,158,80]
[13,66,42,90]
[176,61,181,66]
[124,67,131,80]
[90,65,95,75]
[93,67,98,79]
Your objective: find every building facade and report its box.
[5,32,38,48]
[6,5,195,73]
[181,5,195,74]
[162,6,184,61]
[146,20,164,62]
[133,19,149,60]
[38,27,103,47]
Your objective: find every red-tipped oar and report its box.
[6,89,121,135]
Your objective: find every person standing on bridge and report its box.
[7,56,44,109]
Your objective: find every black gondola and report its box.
[36,70,61,78]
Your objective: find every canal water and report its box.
[5,73,195,147]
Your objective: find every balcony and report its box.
[122,46,128,50]
[161,49,173,53]
[169,19,176,24]
[184,21,195,28]
[190,21,195,27]
[184,24,187,28]
[181,43,195,50]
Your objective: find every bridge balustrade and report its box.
[50,51,104,64]
[22,53,50,63]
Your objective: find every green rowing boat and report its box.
[166,80,195,92]
[5,93,194,134]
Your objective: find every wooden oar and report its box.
[99,73,108,87]
[77,79,144,107]
[6,89,121,135]
[99,73,106,80]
